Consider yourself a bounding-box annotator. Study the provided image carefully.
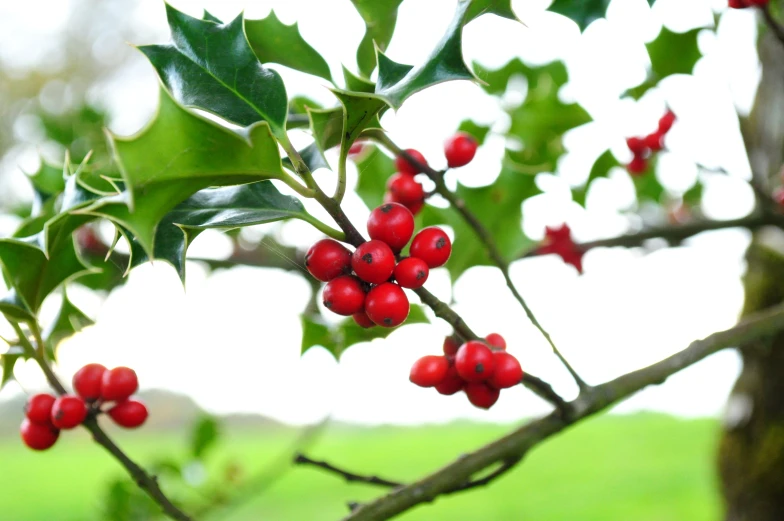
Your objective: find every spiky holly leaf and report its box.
[343,66,375,93]
[78,88,284,256]
[355,145,396,210]
[301,305,429,360]
[573,150,619,207]
[465,0,519,22]
[457,119,491,146]
[351,0,405,77]
[421,167,540,281]
[1,352,21,389]
[548,0,653,31]
[43,289,93,360]
[140,5,288,136]
[26,161,65,204]
[245,11,332,82]
[0,289,36,323]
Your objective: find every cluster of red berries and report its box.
[20,364,148,451]
[306,203,452,328]
[625,110,676,176]
[729,0,768,8]
[537,223,584,273]
[409,333,523,409]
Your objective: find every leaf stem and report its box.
[274,172,316,198]
[279,135,317,190]
[299,215,347,242]
[333,144,349,204]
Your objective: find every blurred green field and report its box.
[0,413,722,521]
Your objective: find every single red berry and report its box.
[747,0,768,5]
[728,0,748,7]
[443,336,460,356]
[367,203,415,252]
[395,148,427,176]
[351,240,396,284]
[323,275,366,316]
[658,110,676,133]
[394,257,430,289]
[101,367,139,402]
[352,311,375,328]
[773,187,784,207]
[488,352,524,389]
[20,418,59,451]
[384,192,424,216]
[464,382,500,409]
[305,239,352,282]
[627,155,648,176]
[485,333,506,350]
[644,132,664,152]
[435,365,465,395]
[410,227,452,268]
[444,132,478,168]
[24,394,56,425]
[365,282,409,327]
[108,399,149,429]
[455,341,495,382]
[625,137,647,155]
[387,173,425,206]
[73,363,107,401]
[51,395,88,429]
[348,142,364,157]
[409,355,450,387]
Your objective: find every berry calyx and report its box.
[305,239,352,282]
[625,137,646,155]
[658,110,676,133]
[488,352,524,389]
[444,132,478,168]
[367,203,414,252]
[443,335,460,356]
[627,155,648,176]
[394,257,429,289]
[108,399,149,428]
[351,240,396,284]
[409,355,450,387]
[410,227,452,268]
[464,382,500,409]
[73,363,107,401]
[395,148,427,176]
[20,418,59,451]
[323,275,367,316]
[352,311,375,328]
[435,366,465,395]
[24,394,56,425]
[538,224,584,273]
[455,341,495,382]
[365,282,409,327]
[387,173,425,206]
[485,333,506,350]
[51,395,88,429]
[101,367,139,402]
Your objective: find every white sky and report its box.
[0,0,767,426]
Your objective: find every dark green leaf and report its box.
[465,0,519,23]
[627,26,704,99]
[351,0,404,77]
[202,10,222,23]
[284,142,329,173]
[342,65,376,93]
[43,290,93,360]
[355,145,396,210]
[457,120,491,146]
[1,354,20,389]
[0,289,36,323]
[245,11,333,82]
[308,107,344,154]
[573,150,619,207]
[547,0,610,30]
[474,58,568,95]
[308,91,384,165]
[191,415,220,459]
[682,179,704,205]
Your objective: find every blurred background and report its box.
[0,0,767,519]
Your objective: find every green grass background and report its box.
[0,413,722,521]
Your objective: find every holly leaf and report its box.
[573,150,619,207]
[421,167,540,281]
[355,145,396,210]
[632,157,663,204]
[245,11,332,82]
[43,289,93,360]
[26,161,65,211]
[139,5,288,135]
[0,289,36,323]
[343,66,376,93]
[1,353,20,389]
[301,305,429,360]
[191,415,220,460]
[465,0,519,22]
[351,0,404,77]
[457,120,491,146]
[474,58,568,95]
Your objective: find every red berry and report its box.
[444,132,478,168]
[323,275,366,316]
[488,352,524,389]
[464,382,500,409]
[108,399,148,429]
[351,240,396,284]
[773,187,784,206]
[394,257,429,289]
[51,395,88,429]
[352,311,375,328]
[305,239,352,282]
[625,137,647,155]
[73,363,107,401]
[387,173,425,205]
[728,0,747,7]
[443,336,460,356]
[365,282,409,327]
[435,365,465,395]
[20,418,59,451]
[644,132,664,152]
[101,367,139,402]
[384,192,424,216]
[24,394,56,425]
[367,203,415,252]
[348,142,364,157]
[658,110,676,133]
[409,355,450,387]
[627,155,648,176]
[455,341,495,382]
[410,227,452,268]
[395,148,427,176]
[485,333,506,350]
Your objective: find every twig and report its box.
[294,454,403,488]
[761,3,784,47]
[342,301,784,521]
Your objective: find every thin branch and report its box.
[295,454,403,488]
[342,301,784,521]
[761,3,784,47]
[364,129,589,392]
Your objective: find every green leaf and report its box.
[80,88,284,256]
[572,150,619,207]
[548,0,609,30]
[245,11,332,82]
[632,157,664,204]
[627,26,704,99]
[140,5,288,135]
[1,353,20,389]
[0,289,36,323]
[355,145,396,210]
[43,290,93,360]
[202,10,222,23]
[465,0,519,23]
[308,91,384,164]
[27,161,65,201]
[421,167,540,281]
[301,305,429,360]
[351,0,404,77]
[474,58,568,95]
[457,120,491,146]
[191,415,220,460]
[308,106,344,154]
[342,65,376,93]
[682,179,704,205]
